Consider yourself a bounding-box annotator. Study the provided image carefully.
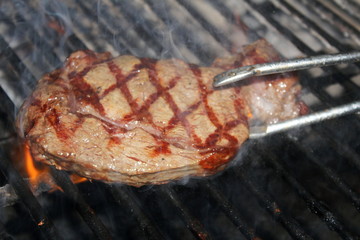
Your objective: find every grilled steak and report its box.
[17,39,303,186]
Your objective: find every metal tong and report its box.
[213,51,360,87]
[212,52,360,138]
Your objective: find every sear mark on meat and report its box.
[17,39,304,187]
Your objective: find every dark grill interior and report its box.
[0,0,359,239]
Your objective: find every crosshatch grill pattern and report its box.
[0,0,359,239]
[22,50,251,185]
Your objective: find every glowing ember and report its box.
[23,143,88,193]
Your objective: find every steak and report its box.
[17,39,303,186]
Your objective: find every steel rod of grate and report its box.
[16,0,89,55]
[75,1,142,56]
[22,0,123,55]
[257,144,357,240]
[241,0,315,56]
[0,36,34,82]
[281,0,360,42]
[49,167,112,240]
[312,124,360,173]
[159,185,211,240]
[1,9,64,68]
[310,72,360,104]
[123,0,201,63]
[346,0,360,15]
[233,167,312,240]
[94,0,165,56]
[313,0,360,33]
[7,0,71,60]
[146,0,220,65]
[285,136,360,212]
[308,77,360,110]
[108,185,165,240]
[0,12,61,78]
[276,0,359,56]
[0,41,37,110]
[109,0,171,55]
[203,181,260,240]
[0,148,61,240]
[175,0,232,49]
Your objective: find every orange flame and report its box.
[23,143,88,192]
[24,144,48,188]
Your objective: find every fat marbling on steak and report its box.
[17,39,304,186]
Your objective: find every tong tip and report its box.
[213,67,254,87]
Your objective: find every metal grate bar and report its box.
[256,143,358,239]
[232,166,312,240]
[203,181,259,239]
[242,0,316,56]
[15,0,89,57]
[0,148,61,240]
[285,136,360,212]
[75,0,145,56]
[0,36,35,107]
[49,167,112,240]
[299,73,360,113]
[111,0,179,57]
[312,124,360,172]
[108,185,165,240]
[160,185,211,240]
[0,10,61,79]
[100,0,200,63]
[96,0,166,56]
[175,0,233,50]
[1,8,64,67]
[146,0,225,65]
[312,0,360,34]
[276,0,359,53]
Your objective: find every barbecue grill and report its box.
[0,0,360,239]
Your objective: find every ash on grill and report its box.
[0,0,359,239]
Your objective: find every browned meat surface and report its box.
[17,39,303,186]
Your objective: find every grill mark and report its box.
[137,74,179,116]
[101,118,128,146]
[187,64,248,169]
[64,54,248,170]
[151,141,171,157]
[140,58,202,146]
[233,97,249,128]
[189,64,226,147]
[107,61,140,114]
[101,84,117,98]
[69,117,85,134]
[69,67,105,115]
[166,101,202,130]
[106,60,173,156]
[46,108,69,141]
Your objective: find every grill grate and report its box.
[0,0,359,239]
